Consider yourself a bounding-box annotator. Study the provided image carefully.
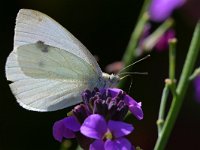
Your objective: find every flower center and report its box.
[104,130,113,140]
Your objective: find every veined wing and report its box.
[9,78,88,111]
[6,42,99,111]
[14,9,102,76]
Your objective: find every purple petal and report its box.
[107,88,122,97]
[90,140,105,150]
[52,118,76,142]
[194,76,200,103]
[149,0,185,22]
[105,138,132,150]
[80,114,107,139]
[63,116,81,132]
[155,29,175,52]
[124,96,144,120]
[108,120,134,138]
[104,88,144,120]
[99,88,122,99]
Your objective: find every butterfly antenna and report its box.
[120,74,130,80]
[118,54,150,75]
[119,72,148,76]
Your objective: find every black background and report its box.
[0,0,200,149]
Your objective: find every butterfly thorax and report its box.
[101,73,120,88]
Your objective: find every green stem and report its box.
[168,38,177,96]
[122,12,149,65]
[189,67,200,80]
[169,38,176,82]
[157,83,169,135]
[122,0,151,65]
[154,21,200,150]
[119,0,151,88]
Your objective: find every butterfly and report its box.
[5,9,120,112]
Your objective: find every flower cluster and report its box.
[53,88,143,150]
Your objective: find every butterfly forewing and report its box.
[5,9,105,111]
[14,9,102,76]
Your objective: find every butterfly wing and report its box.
[5,9,103,111]
[6,42,99,111]
[14,9,102,76]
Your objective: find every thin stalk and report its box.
[169,38,176,82]
[119,0,151,88]
[154,21,200,150]
[122,12,149,65]
[189,67,200,80]
[168,38,177,96]
[157,83,169,135]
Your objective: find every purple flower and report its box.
[99,88,143,120]
[53,116,81,142]
[193,76,200,103]
[52,88,143,149]
[155,29,175,52]
[149,0,185,22]
[80,114,134,150]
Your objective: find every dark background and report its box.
[0,0,200,149]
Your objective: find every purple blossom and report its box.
[80,114,134,150]
[155,29,175,52]
[193,76,200,103]
[53,116,81,142]
[149,0,185,22]
[52,88,143,149]
[100,88,143,120]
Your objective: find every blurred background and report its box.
[0,0,200,149]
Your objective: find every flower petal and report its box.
[103,88,144,120]
[108,88,122,97]
[149,0,185,22]
[63,116,81,131]
[155,29,175,52]
[80,114,107,139]
[105,138,132,150]
[90,140,105,150]
[124,96,143,120]
[108,120,134,138]
[52,118,75,142]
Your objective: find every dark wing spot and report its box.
[36,41,49,53]
[38,61,45,67]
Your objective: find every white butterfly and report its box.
[5,9,120,112]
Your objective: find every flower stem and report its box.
[169,38,176,82]
[157,38,178,135]
[168,38,177,95]
[122,13,149,65]
[154,21,200,150]
[189,67,200,80]
[119,0,150,88]
[157,83,169,135]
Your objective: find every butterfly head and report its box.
[102,73,120,88]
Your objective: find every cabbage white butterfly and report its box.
[5,9,120,112]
